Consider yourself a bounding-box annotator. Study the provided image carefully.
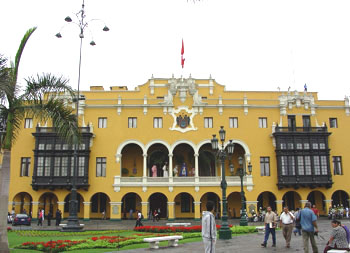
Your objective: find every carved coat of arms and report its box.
[176,114,190,128]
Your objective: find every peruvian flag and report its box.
[181,39,185,68]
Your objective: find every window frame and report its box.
[329,118,338,128]
[260,157,270,176]
[258,117,268,128]
[333,156,342,175]
[20,157,31,177]
[96,157,107,177]
[153,117,163,128]
[98,117,107,128]
[204,117,213,128]
[24,118,33,129]
[128,117,137,128]
[229,117,238,128]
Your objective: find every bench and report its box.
[327,250,348,253]
[256,226,265,234]
[166,223,191,227]
[143,235,183,249]
[59,224,84,227]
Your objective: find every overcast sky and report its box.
[2,0,350,100]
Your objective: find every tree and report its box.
[0,27,79,252]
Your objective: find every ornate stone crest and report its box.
[170,106,197,133]
[176,114,190,128]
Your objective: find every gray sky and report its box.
[2,0,350,100]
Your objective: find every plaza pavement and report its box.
[10,217,349,252]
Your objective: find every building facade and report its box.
[8,76,350,220]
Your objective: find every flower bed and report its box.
[12,229,125,237]
[134,224,233,233]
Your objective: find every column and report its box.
[194,153,199,178]
[83,202,91,221]
[324,200,332,215]
[168,202,175,221]
[116,154,122,176]
[246,201,258,216]
[275,200,283,214]
[168,154,173,178]
[31,201,39,221]
[57,201,65,219]
[109,202,122,221]
[141,202,149,219]
[143,154,147,177]
[194,201,201,221]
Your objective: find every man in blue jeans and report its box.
[261,206,278,247]
[298,202,319,253]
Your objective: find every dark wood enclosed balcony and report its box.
[31,126,92,191]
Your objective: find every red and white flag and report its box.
[181,39,185,68]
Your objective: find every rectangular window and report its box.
[98,117,107,128]
[288,156,295,175]
[128,117,137,128]
[37,157,44,176]
[297,156,304,175]
[61,157,68,176]
[288,115,296,131]
[305,156,312,175]
[54,157,61,176]
[71,157,85,176]
[280,143,287,150]
[44,157,51,176]
[259,117,267,128]
[320,156,328,175]
[96,157,106,177]
[20,158,30,177]
[24,118,33,129]
[281,156,287,175]
[38,143,45,150]
[330,118,338,128]
[204,117,213,128]
[181,193,191,213]
[303,115,311,129]
[314,156,321,175]
[153,117,163,128]
[333,156,342,175]
[229,117,238,128]
[260,157,270,176]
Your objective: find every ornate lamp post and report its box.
[238,156,252,226]
[211,126,234,240]
[56,0,109,232]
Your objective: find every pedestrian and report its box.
[11,207,15,220]
[202,201,216,253]
[261,206,278,248]
[129,208,133,220]
[293,208,302,236]
[37,209,43,226]
[47,211,52,226]
[23,209,27,215]
[41,209,45,224]
[346,207,349,219]
[324,220,350,252]
[101,210,106,220]
[157,208,161,220]
[55,209,61,226]
[135,210,143,228]
[298,202,319,253]
[312,204,320,218]
[279,206,295,248]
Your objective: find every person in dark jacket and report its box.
[55,209,62,226]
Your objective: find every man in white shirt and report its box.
[279,206,295,248]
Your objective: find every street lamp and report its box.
[211,126,234,240]
[238,156,253,226]
[56,0,109,232]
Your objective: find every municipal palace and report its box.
[8,76,350,220]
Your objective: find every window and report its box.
[96,157,106,177]
[288,115,296,130]
[204,117,213,128]
[24,118,33,129]
[304,156,312,175]
[320,156,328,175]
[20,158,30,177]
[281,156,287,175]
[37,157,50,176]
[229,117,238,128]
[314,156,321,175]
[330,118,338,128]
[54,157,61,176]
[260,157,270,176]
[297,156,304,175]
[181,193,191,213]
[303,115,311,129]
[71,157,85,177]
[98,117,107,128]
[153,117,163,128]
[259,117,267,128]
[333,156,342,175]
[128,117,137,128]
[61,157,68,176]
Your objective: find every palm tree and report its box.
[0,28,79,252]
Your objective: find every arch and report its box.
[227,192,242,218]
[307,191,326,215]
[12,192,33,215]
[195,139,211,154]
[172,143,195,176]
[331,190,349,207]
[147,143,170,177]
[90,192,111,219]
[257,191,277,212]
[39,192,59,219]
[149,192,168,219]
[282,191,302,211]
[170,140,196,154]
[174,192,195,219]
[200,192,221,218]
[121,192,142,219]
[64,192,85,219]
[116,139,145,158]
[196,139,251,158]
[121,143,144,177]
[145,139,171,153]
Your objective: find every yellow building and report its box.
[8,76,350,221]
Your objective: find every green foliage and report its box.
[230,225,257,234]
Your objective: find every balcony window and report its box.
[329,118,338,128]
[259,117,267,128]
[333,156,342,175]
[20,158,30,177]
[204,117,213,128]
[98,117,107,128]
[229,117,238,128]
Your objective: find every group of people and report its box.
[37,208,62,226]
[150,162,195,177]
[261,202,350,253]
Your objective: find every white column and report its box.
[169,154,173,178]
[143,154,147,177]
[194,153,199,177]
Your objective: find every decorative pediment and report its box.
[279,91,315,115]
